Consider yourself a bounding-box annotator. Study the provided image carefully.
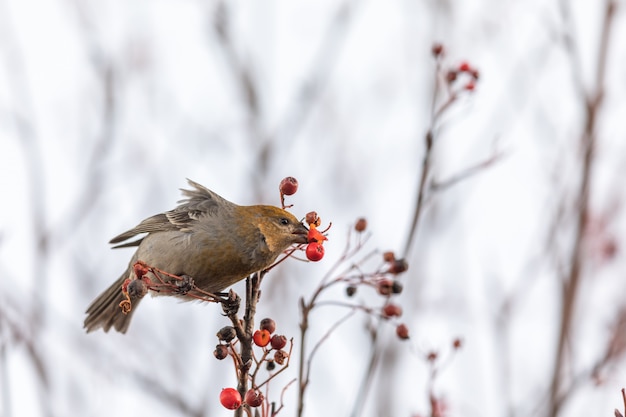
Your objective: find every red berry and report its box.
[396,323,410,340]
[382,303,403,318]
[307,227,327,243]
[464,81,475,91]
[245,389,264,407]
[354,218,367,232]
[260,318,276,334]
[306,242,325,261]
[253,329,271,347]
[279,177,298,196]
[270,334,287,350]
[459,61,471,72]
[220,388,242,410]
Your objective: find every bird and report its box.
[84,179,309,333]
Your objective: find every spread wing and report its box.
[109,179,233,248]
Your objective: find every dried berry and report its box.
[445,70,457,83]
[266,360,276,371]
[270,334,287,350]
[245,389,264,408]
[260,318,276,334]
[127,279,148,298]
[391,280,403,294]
[396,323,410,340]
[214,344,229,360]
[382,251,396,263]
[306,242,325,261]
[305,211,320,227]
[382,303,403,318]
[279,177,298,196]
[346,285,357,297]
[253,329,271,347]
[376,278,394,296]
[388,259,408,274]
[219,388,242,410]
[431,43,444,57]
[354,218,367,232]
[216,326,236,343]
[453,338,463,349]
[274,349,288,365]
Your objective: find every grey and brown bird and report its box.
[84,179,309,333]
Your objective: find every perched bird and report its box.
[84,179,309,333]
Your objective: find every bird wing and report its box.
[109,179,233,248]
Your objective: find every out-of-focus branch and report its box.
[547,2,617,416]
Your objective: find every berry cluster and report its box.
[278,177,330,262]
[342,230,410,340]
[304,211,329,262]
[215,317,292,412]
[431,42,480,93]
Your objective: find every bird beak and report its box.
[292,223,310,244]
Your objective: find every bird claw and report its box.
[175,275,195,295]
[220,289,241,316]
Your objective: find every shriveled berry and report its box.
[266,360,276,371]
[376,278,394,296]
[427,351,438,362]
[446,70,457,83]
[453,338,463,349]
[391,280,403,294]
[470,69,480,80]
[216,326,237,343]
[431,43,444,57]
[279,177,298,196]
[388,259,408,274]
[214,344,229,360]
[354,218,367,232]
[270,334,287,350]
[219,388,242,410]
[253,329,271,347]
[260,318,276,334]
[396,323,410,340]
[274,349,288,365]
[346,285,357,297]
[127,279,148,298]
[245,389,264,408]
[305,211,320,227]
[382,251,396,263]
[382,303,403,318]
[306,242,325,261]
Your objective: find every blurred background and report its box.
[1,0,625,416]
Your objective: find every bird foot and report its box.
[175,275,195,295]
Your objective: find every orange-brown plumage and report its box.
[84,179,308,333]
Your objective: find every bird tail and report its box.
[84,272,141,334]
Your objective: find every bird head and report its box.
[248,205,309,253]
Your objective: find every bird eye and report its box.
[279,218,289,225]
